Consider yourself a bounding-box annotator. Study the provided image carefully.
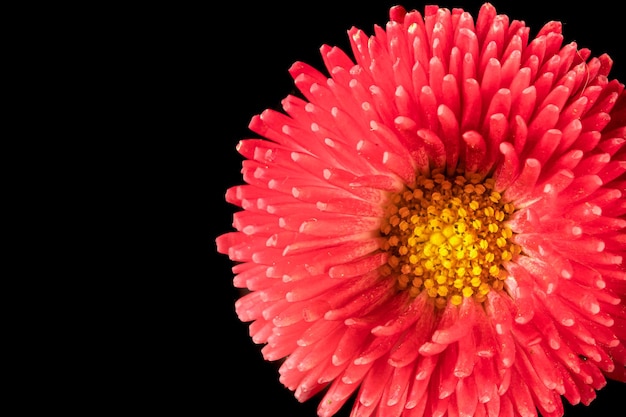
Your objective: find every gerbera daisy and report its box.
[216,3,626,416]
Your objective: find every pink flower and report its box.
[216,3,625,417]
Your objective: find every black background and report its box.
[208,1,625,416]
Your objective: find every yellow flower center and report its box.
[379,172,520,308]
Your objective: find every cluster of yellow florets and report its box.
[380,172,521,308]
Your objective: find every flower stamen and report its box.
[380,172,521,308]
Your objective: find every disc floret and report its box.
[380,172,521,308]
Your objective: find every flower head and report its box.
[216,3,626,416]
